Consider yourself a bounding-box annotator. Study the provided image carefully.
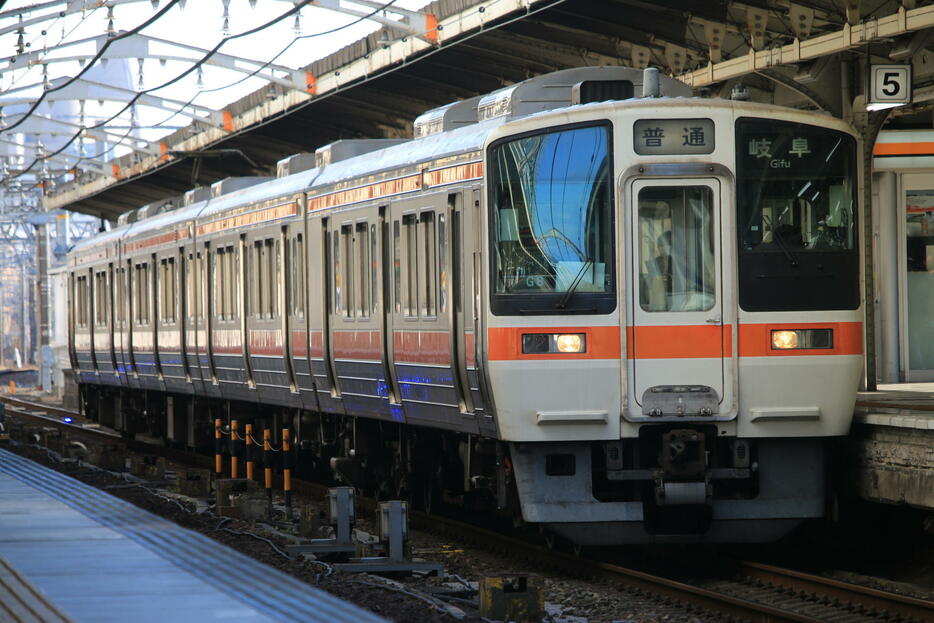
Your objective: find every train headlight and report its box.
[771,330,798,350]
[555,334,584,353]
[522,333,586,354]
[770,329,833,350]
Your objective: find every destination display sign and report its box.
[633,118,715,155]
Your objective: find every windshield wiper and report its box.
[555,260,593,309]
[771,227,799,268]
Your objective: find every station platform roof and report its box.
[39,0,934,220]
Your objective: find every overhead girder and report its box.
[0,33,307,92]
[41,0,934,220]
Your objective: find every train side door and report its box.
[285,213,315,410]
[326,206,392,419]
[306,212,345,415]
[627,177,735,419]
[388,192,478,433]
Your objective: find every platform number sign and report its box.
[871,64,912,106]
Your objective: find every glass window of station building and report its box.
[873,130,934,382]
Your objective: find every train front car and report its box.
[484,97,862,544]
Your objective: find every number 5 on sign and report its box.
[871,65,912,106]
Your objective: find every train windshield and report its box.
[489,122,615,315]
[736,118,859,311]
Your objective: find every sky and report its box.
[0,0,431,158]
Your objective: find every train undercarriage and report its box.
[78,383,829,544]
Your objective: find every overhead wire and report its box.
[22,0,403,180]
[13,0,568,185]
[1,0,183,136]
[5,0,319,181]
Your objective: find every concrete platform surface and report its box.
[0,448,385,623]
[856,383,934,430]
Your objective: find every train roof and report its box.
[72,115,508,257]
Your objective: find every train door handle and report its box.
[706,316,721,324]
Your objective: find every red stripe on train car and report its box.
[291,330,308,358]
[333,330,381,361]
[249,328,284,356]
[393,330,451,365]
[310,331,324,359]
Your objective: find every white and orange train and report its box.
[69,67,863,544]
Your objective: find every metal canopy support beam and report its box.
[0,77,219,123]
[680,4,934,88]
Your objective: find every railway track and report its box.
[2,394,932,623]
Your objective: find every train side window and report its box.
[94,271,105,327]
[76,275,88,328]
[333,231,342,316]
[135,262,150,325]
[293,234,305,317]
[195,253,203,320]
[159,257,176,324]
[341,225,354,319]
[356,222,370,319]
[370,223,378,316]
[452,210,462,315]
[271,239,279,319]
[420,211,437,318]
[439,212,447,314]
[402,214,418,318]
[393,221,402,313]
[229,246,238,320]
[188,253,203,321]
[215,246,235,321]
[115,268,125,325]
[214,249,224,320]
[251,241,261,318]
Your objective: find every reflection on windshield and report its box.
[490,124,612,295]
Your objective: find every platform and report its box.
[852,384,934,511]
[0,448,385,623]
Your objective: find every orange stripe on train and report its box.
[488,322,862,361]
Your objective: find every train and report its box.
[68,66,863,544]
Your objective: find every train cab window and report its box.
[355,223,370,319]
[489,122,615,315]
[637,186,715,312]
[736,118,859,311]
